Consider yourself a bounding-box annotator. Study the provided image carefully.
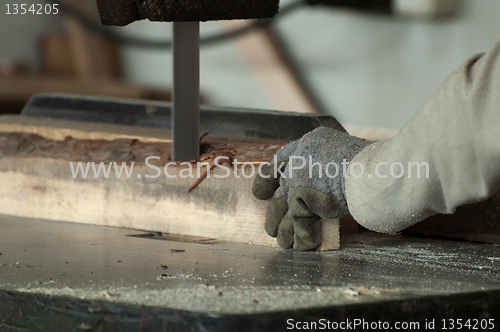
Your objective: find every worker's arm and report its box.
[253,36,500,250]
[347,36,500,233]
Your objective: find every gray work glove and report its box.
[252,127,371,251]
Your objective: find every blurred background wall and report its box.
[1,0,500,129]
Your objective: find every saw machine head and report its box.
[94,0,281,26]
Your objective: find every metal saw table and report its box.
[1,214,499,331]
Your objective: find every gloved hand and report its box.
[252,127,371,251]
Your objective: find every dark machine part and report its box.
[94,0,280,26]
[93,0,280,161]
[173,22,200,161]
[20,94,346,141]
[306,0,392,13]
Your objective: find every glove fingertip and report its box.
[265,196,288,237]
[265,224,279,238]
[277,217,294,249]
[293,219,322,251]
[252,179,277,200]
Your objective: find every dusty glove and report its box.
[252,127,371,250]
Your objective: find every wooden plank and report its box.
[0,119,341,250]
[0,157,340,249]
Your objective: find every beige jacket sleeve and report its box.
[345,36,500,234]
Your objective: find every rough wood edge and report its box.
[0,115,171,143]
